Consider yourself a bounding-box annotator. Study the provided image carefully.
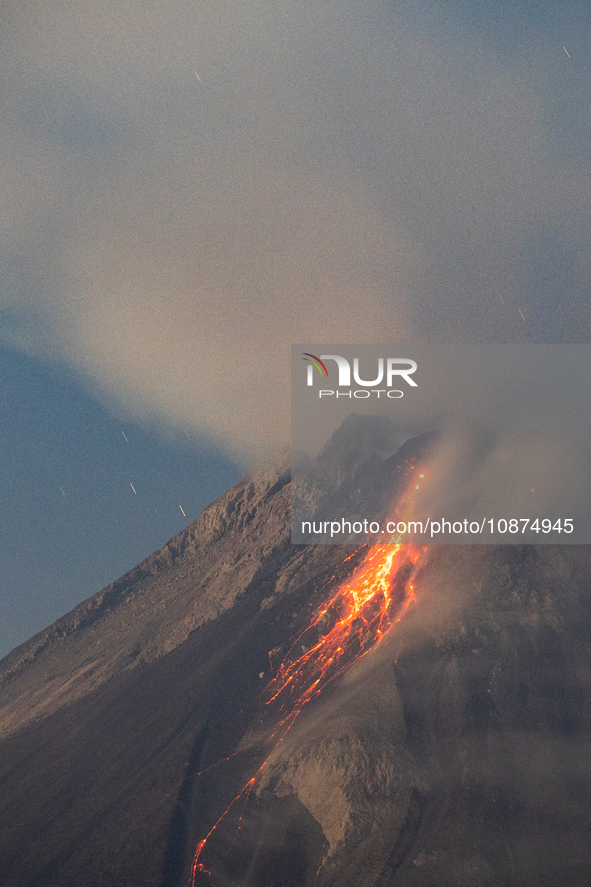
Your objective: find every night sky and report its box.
[1,0,590,658]
[0,349,241,658]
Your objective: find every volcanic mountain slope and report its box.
[1,419,591,887]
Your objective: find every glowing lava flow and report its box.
[190,468,428,885]
[264,542,423,726]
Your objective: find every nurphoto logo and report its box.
[302,352,418,399]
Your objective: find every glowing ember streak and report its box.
[190,466,428,885]
[190,780,256,882]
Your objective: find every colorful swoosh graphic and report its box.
[302,353,328,376]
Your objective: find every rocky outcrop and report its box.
[257,642,429,887]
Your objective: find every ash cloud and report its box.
[413,420,590,542]
[1,1,591,460]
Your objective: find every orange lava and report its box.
[190,466,428,885]
[264,542,424,722]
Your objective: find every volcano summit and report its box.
[1,421,591,887]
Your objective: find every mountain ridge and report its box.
[0,448,299,738]
[1,421,591,886]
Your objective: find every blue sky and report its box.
[0,349,240,657]
[0,0,590,657]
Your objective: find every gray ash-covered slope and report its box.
[1,419,591,887]
[291,414,438,541]
[0,449,296,740]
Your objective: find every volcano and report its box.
[1,420,591,887]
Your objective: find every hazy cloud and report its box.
[1,0,590,460]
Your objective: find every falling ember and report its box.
[190,467,428,885]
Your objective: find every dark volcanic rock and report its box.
[1,429,591,887]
